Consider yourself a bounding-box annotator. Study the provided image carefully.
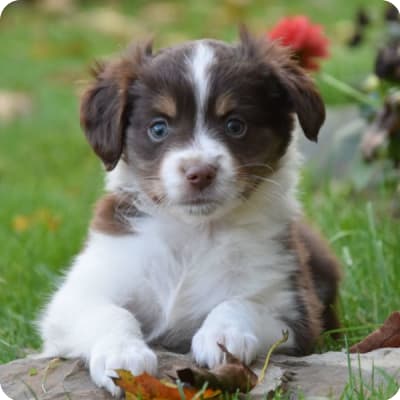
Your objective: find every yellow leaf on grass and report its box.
[35,209,61,232]
[12,215,31,233]
[12,209,61,233]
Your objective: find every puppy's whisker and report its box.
[235,163,275,173]
[247,174,283,189]
[142,176,161,182]
[237,176,287,204]
[238,176,281,194]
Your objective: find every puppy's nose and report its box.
[185,164,217,190]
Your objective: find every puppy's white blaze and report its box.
[193,131,235,179]
[189,42,214,113]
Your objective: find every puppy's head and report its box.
[81,28,325,221]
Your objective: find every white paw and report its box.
[90,338,157,397]
[191,325,258,368]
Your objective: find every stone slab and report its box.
[0,348,399,399]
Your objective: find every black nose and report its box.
[185,164,217,190]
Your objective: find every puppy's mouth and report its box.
[178,201,220,216]
[177,197,222,215]
[162,181,243,219]
[179,197,219,206]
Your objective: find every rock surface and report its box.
[0,348,399,399]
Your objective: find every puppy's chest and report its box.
[142,220,282,291]
[129,218,294,342]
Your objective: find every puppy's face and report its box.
[81,30,325,221]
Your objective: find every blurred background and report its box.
[0,0,399,373]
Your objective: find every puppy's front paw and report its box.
[191,325,258,368]
[90,338,157,397]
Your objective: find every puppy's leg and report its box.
[191,299,295,367]
[39,234,157,396]
[294,222,341,333]
[87,305,157,396]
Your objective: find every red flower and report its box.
[267,16,329,71]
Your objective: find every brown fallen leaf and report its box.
[0,91,32,122]
[176,343,258,393]
[38,0,75,14]
[113,370,221,400]
[350,311,400,353]
[74,8,147,39]
[138,2,183,26]
[175,331,289,394]
[115,331,288,398]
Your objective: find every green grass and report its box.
[302,172,400,349]
[339,337,399,400]
[0,1,399,398]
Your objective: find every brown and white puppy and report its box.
[39,29,341,396]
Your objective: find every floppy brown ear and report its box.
[80,42,152,170]
[276,60,325,142]
[239,27,325,142]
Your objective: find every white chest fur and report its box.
[87,206,297,350]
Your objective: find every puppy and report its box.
[39,29,341,396]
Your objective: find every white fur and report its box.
[189,42,214,114]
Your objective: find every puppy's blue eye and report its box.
[148,120,169,142]
[225,118,246,138]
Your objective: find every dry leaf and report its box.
[115,331,289,398]
[12,209,61,233]
[75,8,147,39]
[12,215,31,233]
[34,209,61,232]
[176,331,289,394]
[38,0,75,14]
[138,2,182,26]
[350,311,400,353]
[113,370,220,400]
[0,91,32,122]
[176,343,257,393]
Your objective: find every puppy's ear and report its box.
[239,28,325,142]
[80,41,152,170]
[275,56,325,142]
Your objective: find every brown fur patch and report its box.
[280,221,341,354]
[80,41,153,171]
[91,193,140,235]
[295,222,342,333]
[153,94,177,118]
[215,92,236,117]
